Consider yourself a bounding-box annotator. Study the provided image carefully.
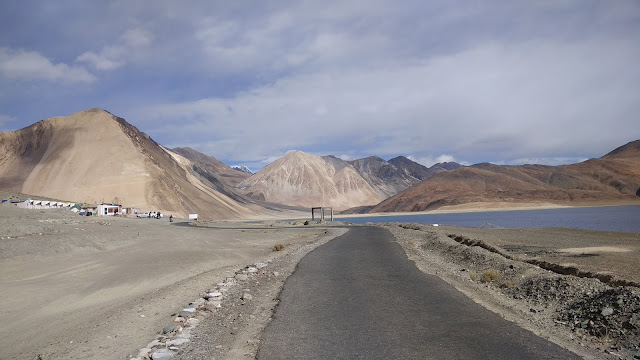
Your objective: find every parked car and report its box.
[137,212,150,218]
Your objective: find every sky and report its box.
[1,1,639,171]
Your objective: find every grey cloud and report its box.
[142,33,640,164]
[3,1,639,168]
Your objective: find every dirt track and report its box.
[0,205,341,359]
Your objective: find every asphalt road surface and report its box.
[258,226,580,359]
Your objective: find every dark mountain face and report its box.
[321,155,350,172]
[388,156,462,181]
[432,162,463,171]
[347,156,416,197]
[602,139,640,160]
[171,147,250,187]
[388,156,431,180]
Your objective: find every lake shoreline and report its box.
[334,199,640,219]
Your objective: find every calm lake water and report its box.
[337,205,640,233]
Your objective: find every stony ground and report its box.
[385,223,640,360]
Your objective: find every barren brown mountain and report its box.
[239,151,461,210]
[365,140,640,213]
[238,151,386,210]
[0,108,278,219]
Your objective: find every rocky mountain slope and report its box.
[363,140,640,213]
[347,156,421,197]
[0,108,278,219]
[171,147,251,187]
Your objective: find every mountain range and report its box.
[1,108,638,218]
[0,109,284,219]
[353,140,640,213]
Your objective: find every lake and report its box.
[337,205,640,233]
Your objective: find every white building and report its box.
[97,203,122,216]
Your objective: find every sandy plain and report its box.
[0,204,343,360]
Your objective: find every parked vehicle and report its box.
[137,212,150,218]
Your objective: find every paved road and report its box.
[258,226,580,359]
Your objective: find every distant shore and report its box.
[332,199,640,219]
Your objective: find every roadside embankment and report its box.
[385,223,640,360]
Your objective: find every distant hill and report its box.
[237,151,384,210]
[0,108,280,219]
[237,151,459,210]
[232,165,253,174]
[361,140,640,213]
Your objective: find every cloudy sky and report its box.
[1,1,639,170]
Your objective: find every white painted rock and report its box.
[190,298,205,307]
[179,308,196,317]
[167,337,189,347]
[147,339,163,348]
[246,267,258,273]
[205,292,222,299]
[256,262,268,269]
[151,348,175,360]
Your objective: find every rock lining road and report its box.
[258,226,580,359]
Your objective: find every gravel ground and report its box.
[385,223,640,360]
[0,203,346,360]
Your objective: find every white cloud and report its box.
[121,28,153,48]
[76,50,125,71]
[76,28,153,71]
[0,47,95,83]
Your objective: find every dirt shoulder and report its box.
[0,204,347,360]
[385,223,640,360]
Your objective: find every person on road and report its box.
[169,215,173,223]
